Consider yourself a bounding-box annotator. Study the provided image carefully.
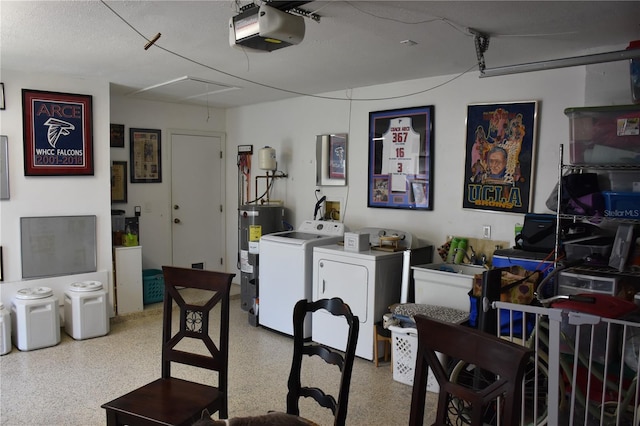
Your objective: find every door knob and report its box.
[174,218,181,224]
[173,205,180,210]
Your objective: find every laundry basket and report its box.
[387,304,469,392]
[389,325,445,392]
[389,325,418,385]
[143,269,164,305]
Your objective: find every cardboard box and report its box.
[343,232,369,252]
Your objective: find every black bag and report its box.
[515,213,558,253]
[515,213,597,254]
[545,172,601,215]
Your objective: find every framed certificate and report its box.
[111,161,127,203]
[130,128,161,183]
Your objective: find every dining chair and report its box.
[408,314,533,426]
[286,298,359,426]
[101,266,235,426]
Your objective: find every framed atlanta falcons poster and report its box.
[22,89,94,176]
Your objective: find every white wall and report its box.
[0,79,227,315]
[0,70,112,312]
[1,59,631,313]
[225,63,631,278]
[109,95,226,271]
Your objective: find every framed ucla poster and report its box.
[22,89,93,176]
[368,106,434,210]
[463,101,538,214]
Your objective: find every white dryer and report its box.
[259,220,345,337]
[312,228,432,361]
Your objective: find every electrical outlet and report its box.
[325,200,341,221]
[483,225,491,239]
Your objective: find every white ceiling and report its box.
[2,1,639,108]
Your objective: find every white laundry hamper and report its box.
[11,287,60,351]
[64,280,109,340]
[388,325,444,393]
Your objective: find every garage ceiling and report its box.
[1,1,639,108]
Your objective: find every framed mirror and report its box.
[1,135,8,200]
[316,133,347,186]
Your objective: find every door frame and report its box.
[167,128,227,268]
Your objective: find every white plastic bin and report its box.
[64,281,109,340]
[11,287,60,351]
[0,303,11,355]
[412,263,484,312]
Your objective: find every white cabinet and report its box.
[113,246,143,315]
[312,245,404,361]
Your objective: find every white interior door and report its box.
[171,132,224,270]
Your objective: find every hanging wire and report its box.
[99,0,480,102]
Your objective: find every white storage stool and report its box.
[64,281,109,340]
[1,303,11,355]
[11,287,60,351]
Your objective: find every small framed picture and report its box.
[111,161,127,203]
[110,124,125,148]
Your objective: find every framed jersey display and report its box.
[463,101,538,214]
[368,106,434,210]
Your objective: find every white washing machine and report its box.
[312,228,432,361]
[259,220,345,337]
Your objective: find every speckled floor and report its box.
[0,286,436,425]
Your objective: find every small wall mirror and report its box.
[1,135,9,200]
[316,133,347,186]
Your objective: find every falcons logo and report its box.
[44,118,75,148]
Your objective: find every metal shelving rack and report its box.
[554,144,640,277]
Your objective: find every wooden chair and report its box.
[286,298,359,426]
[101,266,235,426]
[408,314,533,426]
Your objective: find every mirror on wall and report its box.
[316,133,347,186]
[0,135,8,200]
